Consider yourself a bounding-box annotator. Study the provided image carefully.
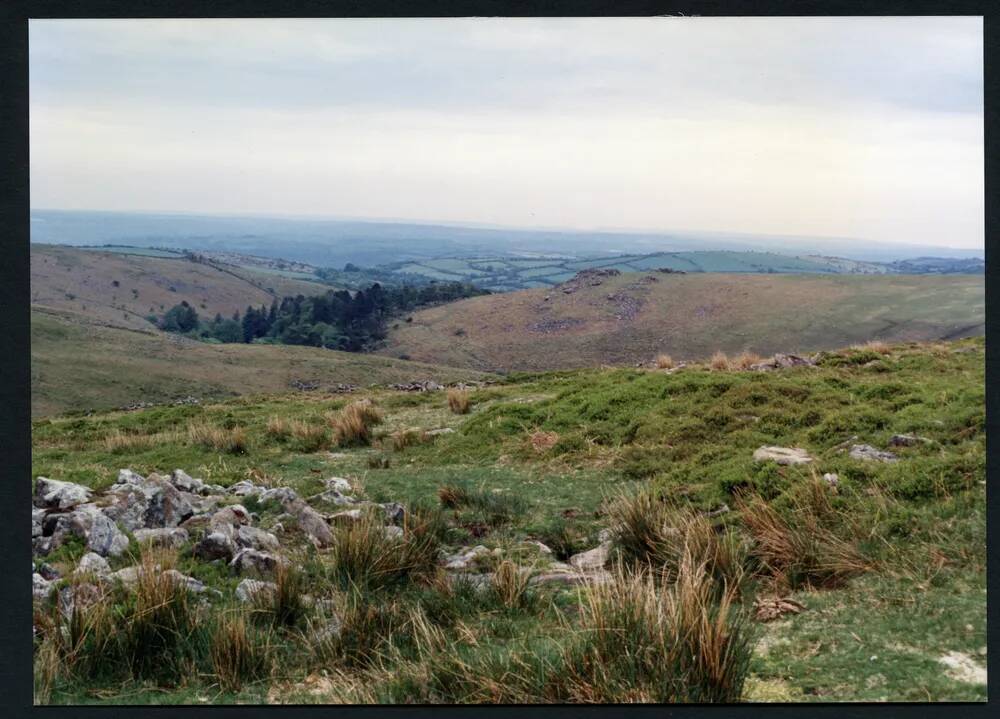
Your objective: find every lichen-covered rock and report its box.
[169,469,206,494]
[569,541,612,571]
[849,444,898,463]
[235,578,277,603]
[235,525,280,552]
[57,582,104,618]
[753,446,814,465]
[326,477,352,493]
[134,527,190,548]
[33,573,54,601]
[44,506,129,557]
[75,552,111,577]
[229,548,285,576]
[442,545,490,570]
[193,531,237,561]
[116,468,146,485]
[284,498,333,547]
[384,525,404,540]
[34,477,92,510]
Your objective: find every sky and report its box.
[29,17,984,249]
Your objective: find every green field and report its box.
[31,338,985,703]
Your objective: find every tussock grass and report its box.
[391,427,429,452]
[188,423,249,455]
[738,479,868,590]
[853,339,891,354]
[709,351,731,371]
[436,482,526,527]
[655,353,675,369]
[555,557,753,702]
[101,428,157,453]
[491,560,534,609]
[447,388,472,415]
[607,487,747,590]
[289,420,330,453]
[211,611,275,692]
[329,399,383,447]
[732,351,762,370]
[252,562,310,629]
[264,416,290,439]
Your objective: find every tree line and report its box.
[155,281,487,352]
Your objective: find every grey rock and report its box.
[228,480,259,497]
[753,446,814,465]
[426,427,455,436]
[384,525,404,540]
[34,477,92,510]
[58,582,103,618]
[326,477,353,493]
[259,487,298,504]
[442,545,490,571]
[235,525,280,552]
[285,498,333,547]
[75,552,111,577]
[823,473,840,488]
[33,573,55,601]
[116,468,146,485]
[37,562,60,581]
[193,531,237,561]
[381,502,406,525]
[235,578,277,603]
[142,479,195,528]
[45,506,128,557]
[569,541,612,571]
[32,508,46,538]
[229,548,284,576]
[329,509,364,523]
[849,444,899,463]
[134,527,190,548]
[521,540,553,555]
[889,434,930,447]
[170,469,205,494]
[210,505,252,529]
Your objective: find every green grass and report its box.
[32,338,985,704]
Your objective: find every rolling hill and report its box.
[31,244,332,331]
[30,309,489,417]
[377,270,985,372]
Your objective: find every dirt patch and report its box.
[938,651,987,685]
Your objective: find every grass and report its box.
[330,400,383,447]
[31,337,985,704]
[655,354,675,369]
[447,388,472,414]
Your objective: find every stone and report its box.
[260,486,299,504]
[849,444,898,463]
[426,427,455,436]
[33,573,54,601]
[384,525,404,540]
[228,480,259,497]
[116,468,146,485]
[326,477,353,493]
[285,498,333,547]
[142,479,195,528]
[100,487,149,532]
[381,502,406,525]
[753,446,814,465]
[521,540,553,555]
[210,505,252,529]
[329,509,364,523]
[889,434,929,447]
[162,569,219,596]
[530,570,612,587]
[236,525,280,552]
[58,583,103,618]
[32,508,46,538]
[569,541,612,571]
[170,469,205,494]
[134,527,190,548]
[75,552,111,577]
[823,473,840,488]
[235,578,277,603]
[44,506,129,557]
[33,477,92,510]
[37,562,60,581]
[194,531,237,561]
[442,545,490,570]
[230,548,284,576]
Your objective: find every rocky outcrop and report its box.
[753,446,814,465]
[34,477,92,510]
[849,444,898,463]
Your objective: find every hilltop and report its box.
[31,244,332,332]
[378,270,984,372]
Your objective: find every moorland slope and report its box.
[378,271,985,372]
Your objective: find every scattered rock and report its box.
[849,444,898,463]
[169,469,206,494]
[329,509,364,523]
[381,502,406,525]
[193,531,237,561]
[116,468,146,485]
[58,583,103,618]
[229,548,284,577]
[754,596,806,622]
[383,525,404,540]
[45,505,130,557]
[569,541,612,571]
[442,545,491,570]
[521,540,553,555]
[134,527,190,548]
[75,552,111,577]
[889,434,930,447]
[210,505,252,530]
[389,380,444,392]
[34,477,92,510]
[33,573,54,601]
[326,477,352,493]
[285,498,333,548]
[236,526,280,552]
[426,428,455,436]
[822,473,839,489]
[753,446,813,465]
[235,578,277,603]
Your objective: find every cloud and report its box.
[29,17,984,248]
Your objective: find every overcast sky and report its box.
[29,17,983,248]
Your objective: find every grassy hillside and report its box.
[378,272,984,372]
[31,244,330,331]
[31,309,489,417]
[32,338,985,703]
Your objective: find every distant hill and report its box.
[30,309,489,417]
[378,270,984,372]
[31,244,332,331]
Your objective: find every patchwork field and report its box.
[31,338,985,703]
[379,272,985,372]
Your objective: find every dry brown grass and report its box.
[329,399,383,447]
[732,351,762,370]
[188,423,249,455]
[491,560,533,609]
[709,351,731,371]
[738,479,868,591]
[437,484,467,508]
[528,430,559,453]
[655,354,675,369]
[289,420,330,452]
[447,388,471,414]
[101,428,157,453]
[391,428,429,452]
[210,612,274,692]
[265,416,291,439]
[853,339,891,354]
